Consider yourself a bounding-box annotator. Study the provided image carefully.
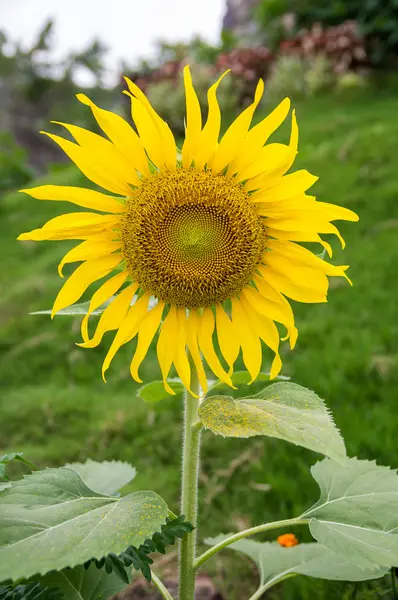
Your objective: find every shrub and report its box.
[280,20,367,73]
[266,53,335,104]
[254,0,398,65]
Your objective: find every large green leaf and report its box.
[0,467,168,581]
[206,537,387,589]
[303,457,398,568]
[64,459,136,496]
[39,563,127,600]
[198,382,346,462]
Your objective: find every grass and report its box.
[1,84,398,599]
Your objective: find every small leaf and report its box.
[304,457,398,568]
[198,382,346,461]
[0,453,36,472]
[0,467,168,581]
[205,537,388,587]
[39,563,128,600]
[30,299,113,316]
[64,459,136,496]
[137,379,184,403]
[32,296,157,317]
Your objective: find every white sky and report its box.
[0,0,225,85]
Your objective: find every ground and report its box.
[1,82,398,599]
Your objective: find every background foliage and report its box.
[1,4,398,598]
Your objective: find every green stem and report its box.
[392,569,397,598]
[178,362,201,600]
[152,572,175,600]
[194,518,309,571]
[248,573,297,600]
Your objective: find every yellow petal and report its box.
[308,200,359,222]
[257,196,358,223]
[209,78,264,174]
[243,297,282,379]
[173,308,193,394]
[231,297,262,383]
[251,277,298,348]
[228,97,290,175]
[247,169,318,196]
[18,212,120,241]
[52,254,122,318]
[265,227,333,257]
[193,71,229,171]
[130,300,165,383]
[20,185,125,213]
[41,132,132,196]
[78,282,138,348]
[182,65,202,169]
[267,240,351,282]
[124,77,176,170]
[263,253,329,295]
[51,121,142,187]
[237,109,298,182]
[157,305,178,395]
[76,93,150,177]
[102,293,150,381]
[80,270,129,342]
[197,307,233,387]
[265,218,346,248]
[126,95,169,170]
[258,264,327,304]
[58,239,122,277]
[242,284,294,328]
[236,143,290,182]
[215,303,240,373]
[186,309,208,393]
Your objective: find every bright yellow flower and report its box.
[18,66,358,395]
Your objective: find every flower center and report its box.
[121,169,267,308]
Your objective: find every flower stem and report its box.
[151,572,175,600]
[194,518,309,571]
[392,569,397,598]
[178,361,201,600]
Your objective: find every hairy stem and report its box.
[152,572,175,600]
[178,362,201,600]
[194,518,310,571]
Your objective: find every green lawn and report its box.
[1,85,398,599]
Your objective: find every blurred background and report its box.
[1,0,398,598]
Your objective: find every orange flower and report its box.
[277,533,299,547]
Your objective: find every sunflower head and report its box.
[18,66,358,395]
[121,169,267,308]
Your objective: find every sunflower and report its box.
[18,66,358,395]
